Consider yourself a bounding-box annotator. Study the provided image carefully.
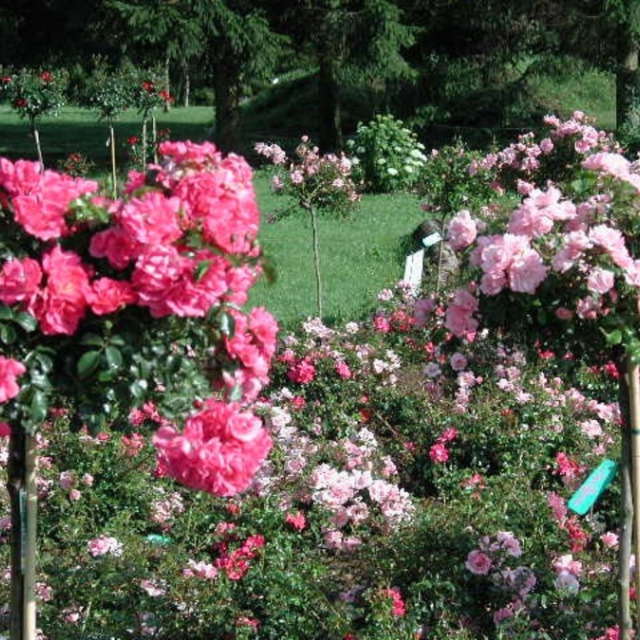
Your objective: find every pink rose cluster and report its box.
[380,586,406,617]
[465,532,539,628]
[87,535,123,558]
[152,398,272,497]
[443,114,640,339]
[0,142,270,335]
[428,427,458,464]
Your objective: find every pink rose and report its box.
[89,227,138,270]
[429,443,449,463]
[448,210,477,250]
[117,191,183,246]
[0,256,42,305]
[445,289,479,338]
[466,549,492,575]
[152,399,272,496]
[586,267,615,295]
[287,359,316,384]
[0,356,26,403]
[88,278,137,315]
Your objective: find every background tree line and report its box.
[0,0,639,153]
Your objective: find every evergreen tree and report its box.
[274,0,416,151]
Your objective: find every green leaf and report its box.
[220,312,235,338]
[105,346,123,369]
[29,389,48,423]
[130,379,148,399]
[79,333,104,347]
[228,384,243,402]
[604,329,622,346]
[194,260,212,281]
[108,335,126,347]
[166,355,181,374]
[77,350,101,379]
[0,324,17,344]
[13,312,37,332]
[0,305,13,320]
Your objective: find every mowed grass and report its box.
[250,172,427,329]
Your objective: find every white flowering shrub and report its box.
[347,114,427,193]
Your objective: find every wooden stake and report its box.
[628,359,640,631]
[23,432,37,640]
[110,125,117,199]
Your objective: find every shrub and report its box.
[347,114,428,193]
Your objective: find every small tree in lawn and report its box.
[86,68,135,197]
[132,70,174,166]
[439,111,640,639]
[0,140,277,640]
[0,69,66,168]
[256,136,360,317]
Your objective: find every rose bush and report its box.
[0,139,278,637]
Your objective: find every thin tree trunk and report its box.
[8,428,25,640]
[307,203,323,318]
[32,125,43,170]
[163,54,171,114]
[629,360,640,633]
[212,60,241,153]
[616,2,640,132]
[142,119,148,170]
[109,125,117,199]
[152,116,158,165]
[182,57,190,108]
[317,51,343,153]
[24,433,37,640]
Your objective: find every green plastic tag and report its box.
[568,459,618,515]
[145,534,172,546]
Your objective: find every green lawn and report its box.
[0,105,214,167]
[250,173,427,329]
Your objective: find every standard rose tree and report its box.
[0,140,277,639]
[440,112,640,638]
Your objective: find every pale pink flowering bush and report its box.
[87,535,124,558]
[255,136,360,215]
[442,113,640,361]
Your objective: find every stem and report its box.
[436,215,447,293]
[152,116,158,164]
[307,203,323,317]
[32,125,43,170]
[8,428,38,640]
[109,125,117,199]
[619,357,634,640]
[142,120,148,170]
